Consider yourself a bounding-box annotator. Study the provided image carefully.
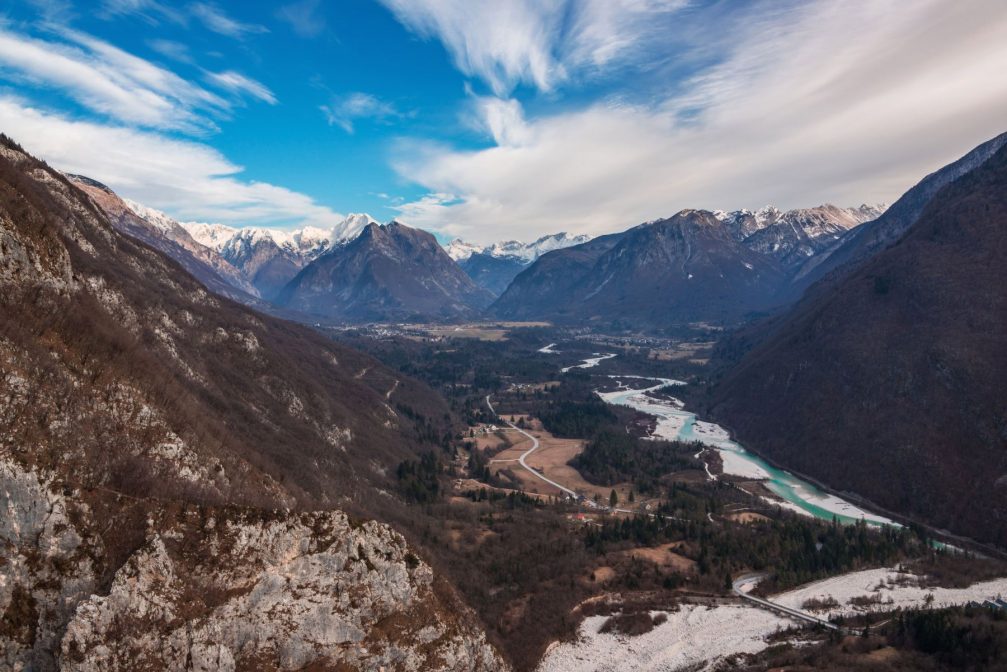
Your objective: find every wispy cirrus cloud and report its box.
[205,70,276,105]
[276,0,327,39]
[189,2,268,39]
[320,92,403,134]
[99,1,268,39]
[147,38,193,63]
[0,26,277,132]
[392,0,1007,243]
[377,0,687,95]
[98,0,186,25]
[0,27,227,132]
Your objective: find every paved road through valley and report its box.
[486,394,578,499]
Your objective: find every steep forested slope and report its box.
[711,142,1007,546]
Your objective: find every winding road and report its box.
[485,395,578,499]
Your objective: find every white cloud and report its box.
[320,92,401,134]
[0,28,216,132]
[276,0,326,39]
[0,27,278,133]
[392,0,1007,244]
[474,96,532,147]
[205,70,277,105]
[0,99,345,228]
[378,0,686,95]
[99,0,186,25]
[189,2,268,38]
[147,38,193,63]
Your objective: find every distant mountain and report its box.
[492,204,874,327]
[445,232,592,263]
[445,238,485,261]
[67,175,260,301]
[718,204,885,272]
[458,253,528,296]
[277,221,495,322]
[711,135,1007,546]
[445,232,592,295]
[788,132,1007,293]
[184,213,379,299]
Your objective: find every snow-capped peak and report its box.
[332,213,379,243]
[445,239,485,261]
[179,212,380,258]
[444,232,591,264]
[177,222,239,250]
[123,198,187,236]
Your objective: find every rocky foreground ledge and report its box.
[0,457,506,671]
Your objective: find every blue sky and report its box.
[2,1,1007,244]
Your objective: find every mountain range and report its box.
[184,213,378,299]
[492,203,884,328]
[446,232,593,296]
[66,171,891,329]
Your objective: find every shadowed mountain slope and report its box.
[711,140,1007,547]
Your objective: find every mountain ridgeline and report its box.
[710,137,1007,547]
[276,221,495,322]
[492,205,882,328]
[70,169,886,328]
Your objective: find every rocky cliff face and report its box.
[60,507,501,671]
[0,135,506,670]
[0,459,101,671]
[0,458,504,672]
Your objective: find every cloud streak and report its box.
[378,0,686,95]
[320,92,402,134]
[205,70,277,105]
[0,27,279,132]
[189,2,268,38]
[391,0,1007,244]
[276,0,327,39]
[0,99,345,228]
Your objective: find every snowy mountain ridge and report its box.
[445,231,593,263]
[182,212,380,258]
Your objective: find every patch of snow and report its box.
[777,567,1007,619]
[538,605,789,672]
[539,566,1007,671]
[561,353,616,373]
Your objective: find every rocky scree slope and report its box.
[0,136,503,670]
